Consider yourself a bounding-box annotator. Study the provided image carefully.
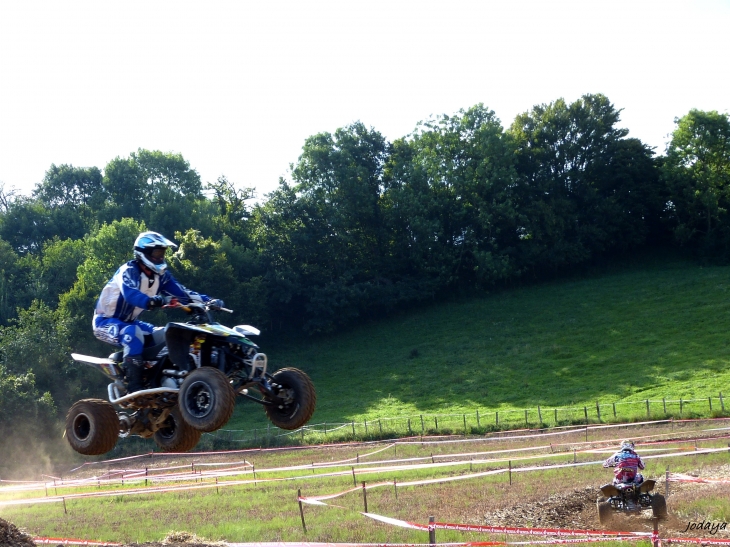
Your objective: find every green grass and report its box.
[3,423,730,544]
[5,254,730,545]
[222,255,730,432]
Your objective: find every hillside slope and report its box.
[229,256,730,428]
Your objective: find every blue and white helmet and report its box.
[133,231,177,275]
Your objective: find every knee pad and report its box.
[120,324,146,356]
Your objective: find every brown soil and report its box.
[482,479,730,539]
[0,517,36,547]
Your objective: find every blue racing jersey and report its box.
[94,260,209,323]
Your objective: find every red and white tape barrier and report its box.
[668,472,730,484]
[33,538,121,545]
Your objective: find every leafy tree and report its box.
[206,176,256,244]
[0,365,59,478]
[384,104,519,288]
[0,197,87,253]
[101,149,203,236]
[0,238,27,324]
[258,122,390,332]
[664,109,730,255]
[508,94,654,273]
[34,164,105,209]
[38,237,86,308]
[59,218,146,351]
[0,301,73,405]
[102,155,146,219]
[169,230,268,327]
[0,366,56,423]
[0,182,17,213]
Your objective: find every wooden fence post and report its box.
[665,466,669,498]
[429,516,436,545]
[298,488,307,532]
[362,481,368,513]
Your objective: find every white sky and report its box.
[1,0,728,200]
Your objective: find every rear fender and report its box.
[600,483,619,498]
[71,353,122,380]
[639,479,656,493]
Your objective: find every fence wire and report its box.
[112,394,728,455]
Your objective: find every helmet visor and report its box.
[146,248,167,265]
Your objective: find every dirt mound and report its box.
[120,530,226,547]
[483,481,730,539]
[483,486,604,530]
[0,517,37,547]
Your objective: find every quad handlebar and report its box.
[163,298,233,315]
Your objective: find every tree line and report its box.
[1,94,729,463]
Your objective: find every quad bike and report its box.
[66,301,316,455]
[596,480,667,525]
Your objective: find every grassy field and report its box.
[2,421,730,545]
[223,254,730,432]
[4,254,730,545]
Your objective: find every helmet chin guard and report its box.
[133,231,177,275]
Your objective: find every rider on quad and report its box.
[603,440,645,485]
[92,231,223,394]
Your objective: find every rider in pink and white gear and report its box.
[603,440,645,485]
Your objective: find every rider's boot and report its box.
[123,355,145,393]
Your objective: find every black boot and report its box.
[123,355,145,393]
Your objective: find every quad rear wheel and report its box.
[153,407,202,452]
[65,399,119,455]
[651,494,668,519]
[178,367,236,432]
[597,498,612,525]
[263,368,316,430]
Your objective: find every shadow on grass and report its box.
[231,256,730,427]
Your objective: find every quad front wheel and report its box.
[65,399,119,455]
[264,367,316,430]
[178,367,236,432]
[153,407,202,452]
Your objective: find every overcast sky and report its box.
[1,0,728,200]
